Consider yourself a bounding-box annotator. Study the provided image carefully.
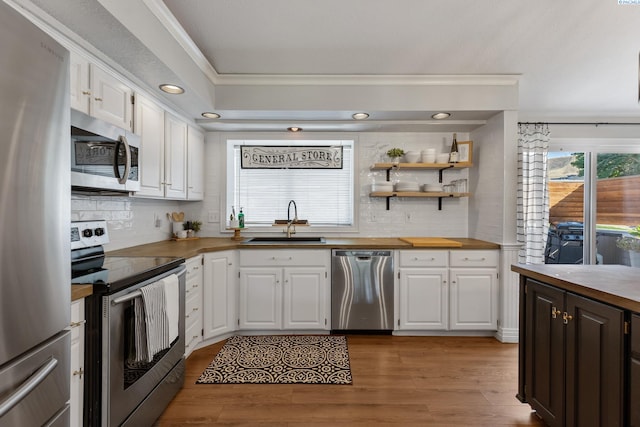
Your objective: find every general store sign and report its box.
[240,146,343,169]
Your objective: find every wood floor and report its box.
[155,335,545,426]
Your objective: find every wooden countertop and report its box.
[107,237,500,258]
[511,264,640,312]
[72,284,93,301]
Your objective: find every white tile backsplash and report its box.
[73,130,477,250]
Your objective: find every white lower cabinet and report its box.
[184,255,203,357]
[238,250,329,331]
[203,251,237,340]
[70,299,85,427]
[397,249,498,331]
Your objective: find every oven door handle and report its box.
[0,357,58,417]
[111,267,186,306]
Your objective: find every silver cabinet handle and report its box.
[0,357,58,417]
[70,320,86,328]
[463,257,486,262]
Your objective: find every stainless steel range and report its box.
[72,220,186,426]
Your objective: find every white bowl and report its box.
[423,184,443,192]
[436,153,451,164]
[404,151,420,163]
[372,183,393,192]
[421,154,436,163]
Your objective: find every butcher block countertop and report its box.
[512,264,640,312]
[71,284,93,301]
[107,237,499,259]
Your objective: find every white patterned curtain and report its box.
[517,123,550,264]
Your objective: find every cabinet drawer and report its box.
[240,249,327,267]
[450,250,498,267]
[185,293,201,324]
[70,299,85,341]
[185,277,201,298]
[399,250,448,267]
[185,256,202,280]
[185,319,202,352]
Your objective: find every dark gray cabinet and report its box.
[518,277,625,427]
[632,314,640,427]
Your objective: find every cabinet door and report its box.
[283,267,327,330]
[187,126,204,200]
[565,293,624,427]
[70,300,85,427]
[524,279,565,427]
[69,52,89,113]
[164,113,188,199]
[398,268,448,330]
[89,65,132,130]
[203,251,236,338]
[631,313,640,427]
[449,268,497,330]
[133,94,165,198]
[239,268,281,329]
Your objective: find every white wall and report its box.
[75,128,513,249]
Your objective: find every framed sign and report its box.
[457,140,473,163]
[241,145,343,169]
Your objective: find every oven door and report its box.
[102,265,185,427]
[71,109,140,193]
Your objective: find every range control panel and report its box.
[71,220,109,250]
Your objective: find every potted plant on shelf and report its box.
[386,148,405,165]
[615,225,640,267]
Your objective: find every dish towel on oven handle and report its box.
[139,280,169,362]
[162,274,180,345]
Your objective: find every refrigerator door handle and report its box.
[0,357,58,417]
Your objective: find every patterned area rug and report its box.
[196,335,352,385]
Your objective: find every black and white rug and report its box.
[196,335,352,385]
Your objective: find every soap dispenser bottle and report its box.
[238,208,245,228]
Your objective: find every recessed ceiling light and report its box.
[431,112,451,120]
[287,127,303,132]
[201,112,221,119]
[159,84,184,94]
[352,112,370,120]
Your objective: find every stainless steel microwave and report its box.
[71,109,140,193]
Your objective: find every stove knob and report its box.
[82,229,93,238]
[94,228,105,236]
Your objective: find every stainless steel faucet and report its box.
[286,200,298,238]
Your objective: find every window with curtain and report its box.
[226,139,354,227]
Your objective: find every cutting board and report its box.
[399,237,463,247]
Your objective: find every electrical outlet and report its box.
[154,214,162,228]
[208,211,220,223]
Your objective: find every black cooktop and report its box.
[72,256,184,294]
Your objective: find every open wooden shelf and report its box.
[370,162,472,170]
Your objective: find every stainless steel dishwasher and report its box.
[331,250,394,332]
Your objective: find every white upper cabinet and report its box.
[69,51,133,131]
[187,126,204,200]
[134,93,165,198]
[164,112,188,200]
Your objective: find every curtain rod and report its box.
[518,121,640,126]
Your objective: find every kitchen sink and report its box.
[246,236,326,243]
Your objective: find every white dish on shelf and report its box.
[404,151,420,163]
[423,184,443,192]
[436,153,451,164]
[394,182,420,192]
[371,182,393,192]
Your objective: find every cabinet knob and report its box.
[73,368,84,379]
[82,90,91,95]
[551,306,560,319]
[563,312,573,324]
[94,97,103,102]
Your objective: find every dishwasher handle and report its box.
[333,250,392,257]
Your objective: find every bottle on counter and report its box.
[449,133,459,163]
[238,208,245,228]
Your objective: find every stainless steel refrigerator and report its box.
[0,2,71,425]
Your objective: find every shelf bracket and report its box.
[438,164,454,183]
